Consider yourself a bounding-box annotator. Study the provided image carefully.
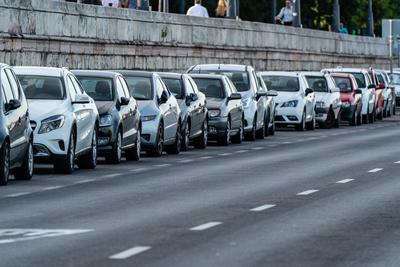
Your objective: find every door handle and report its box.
[18,117,22,123]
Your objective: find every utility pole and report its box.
[367,0,374,36]
[332,0,340,32]
[272,0,276,24]
[389,20,393,74]
[293,0,301,27]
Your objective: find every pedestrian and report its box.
[124,0,137,9]
[275,0,293,26]
[101,0,120,7]
[339,22,349,34]
[186,0,209,18]
[215,0,228,18]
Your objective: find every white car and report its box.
[15,67,99,174]
[188,64,269,140]
[301,72,341,128]
[323,68,375,124]
[388,71,400,107]
[256,73,278,135]
[259,72,316,131]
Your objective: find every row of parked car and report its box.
[0,63,398,186]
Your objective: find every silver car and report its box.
[118,71,181,157]
[256,73,278,135]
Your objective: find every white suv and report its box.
[15,67,99,174]
[301,72,341,129]
[259,72,316,131]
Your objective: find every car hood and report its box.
[137,100,159,116]
[207,98,225,110]
[274,91,301,104]
[27,100,68,121]
[95,101,115,115]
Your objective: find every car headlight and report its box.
[281,100,298,108]
[141,115,157,122]
[208,109,221,117]
[341,102,351,108]
[316,101,326,108]
[242,98,251,108]
[38,115,65,134]
[100,114,112,127]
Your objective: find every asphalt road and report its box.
[1,115,400,267]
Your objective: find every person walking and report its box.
[186,0,209,18]
[215,0,228,18]
[275,0,293,26]
[124,0,137,9]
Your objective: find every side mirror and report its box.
[378,83,385,90]
[159,91,168,105]
[256,90,267,100]
[368,84,376,89]
[185,93,198,106]
[72,94,90,104]
[305,88,314,96]
[120,96,130,106]
[354,89,362,94]
[228,93,242,101]
[5,99,21,112]
[267,90,278,97]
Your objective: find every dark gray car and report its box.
[159,73,208,151]
[190,74,244,146]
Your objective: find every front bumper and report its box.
[140,119,159,149]
[274,105,302,125]
[243,105,256,132]
[97,125,117,154]
[315,107,329,122]
[208,116,228,139]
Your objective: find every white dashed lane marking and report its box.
[130,167,149,173]
[42,185,65,191]
[297,190,319,196]
[394,161,400,164]
[368,168,383,173]
[190,222,222,231]
[336,179,355,184]
[199,156,213,160]
[250,204,276,212]
[109,246,151,260]
[218,153,232,156]
[74,179,96,184]
[235,150,248,153]
[4,192,32,198]
[179,159,194,163]
[251,147,265,150]
[153,164,171,168]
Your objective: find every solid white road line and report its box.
[5,192,32,198]
[368,168,383,173]
[297,190,319,196]
[109,246,151,260]
[336,179,355,184]
[190,222,222,231]
[250,204,276,212]
[42,185,65,191]
[74,179,96,184]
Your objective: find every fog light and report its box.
[287,116,298,121]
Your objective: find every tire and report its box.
[368,110,374,124]
[393,105,396,115]
[268,115,276,135]
[126,128,141,161]
[357,110,362,125]
[377,109,383,120]
[105,130,122,164]
[334,111,340,128]
[255,115,265,139]
[148,123,164,157]
[349,110,357,126]
[77,128,98,169]
[180,121,190,152]
[218,119,230,146]
[54,131,75,174]
[295,111,306,131]
[0,141,10,186]
[362,107,369,124]
[306,111,316,130]
[231,118,244,144]
[14,140,34,181]
[321,109,335,129]
[165,123,181,155]
[245,115,256,141]
[193,119,208,149]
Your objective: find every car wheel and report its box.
[0,141,10,186]
[126,128,141,161]
[368,110,374,124]
[268,115,276,135]
[256,115,265,139]
[14,140,34,181]
[306,111,316,130]
[377,108,383,120]
[321,109,335,129]
[193,119,208,149]
[180,121,190,152]
[393,105,396,115]
[334,110,340,128]
[77,128,98,169]
[54,131,75,174]
[232,117,244,144]
[357,110,362,125]
[245,115,256,141]
[295,111,306,131]
[148,123,164,157]
[362,107,369,124]
[166,123,181,155]
[105,130,122,164]
[349,110,357,126]
[218,119,231,146]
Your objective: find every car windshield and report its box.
[125,76,153,100]
[198,70,249,92]
[192,78,225,98]
[17,75,65,100]
[347,72,366,88]
[305,76,328,92]
[162,78,183,99]
[333,77,352,93]
[389,73,400,85]
[262,76,300,92]
[76,77,114,101]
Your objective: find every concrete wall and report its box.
[0,0,390,72]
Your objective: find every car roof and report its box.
[258,71,299,77]
[71,70,120,78]
[157,72,183,79]
[13,66,66,77]
[299,71,325,77]
[188,74,226,80]
[324,68,368,74]
[329,72,353,78]
[189,64,251,72]
[113,70,154,78]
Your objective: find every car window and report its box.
[115,78,126,99]
[389,73,400,85]
[226,78,238,93]
[188,78,199,94]
[184,78,195,96]
[5,69,20,100]
[192,78,225,98]
[118,76,130,98]
[252,71,259,92]
[155,78,165,99]
[305,76,329,92]
[70,76,84,94]
[198,70,249,92]
[332,77,352,93]
[163,78,184,99]
[18,75,65,100]
[262,76,300,92]
[344,72,366,88]
[1,70,14,104]
[125,76,153,101]
[66,76,77,100]
[377,74,385,84]
[76,76,114,101]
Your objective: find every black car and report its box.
[73,70,141,164]
[190,74,244,146]
[159,73,208,151]
[0,64,33,185]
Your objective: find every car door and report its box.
[183,77,200,135]
[118,76,137,147]
[155,77,174,142]
[225,77,241,129]
[326,75,341,116]
[252,71,265,127]
[189,77,207,134]
[301,76,314,120]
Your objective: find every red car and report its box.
[331,73,363,126]
[368,68,385,120]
